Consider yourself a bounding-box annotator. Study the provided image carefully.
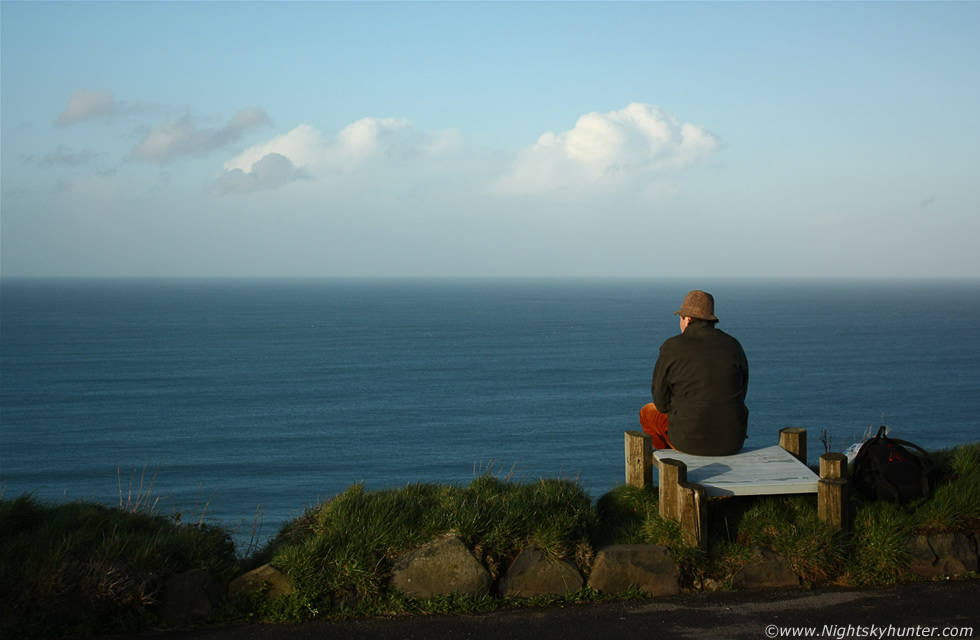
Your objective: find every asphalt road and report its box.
[118,579,979,640]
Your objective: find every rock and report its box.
[158,569,226,626]
[497,546,583,597]
[905,535,939,577]
[930,532,979,575]
[731,548,799,589]
[588,544,680,596]
[907,533,979,578]
[228,564,294,601]
[390,534,492,598]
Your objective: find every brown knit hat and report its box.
[674,290,719,322]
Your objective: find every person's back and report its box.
[653,320,749,455]
[640,290,749,456]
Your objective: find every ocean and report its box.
[1,278,978,547]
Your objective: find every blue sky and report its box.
[2,1,978,278]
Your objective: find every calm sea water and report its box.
[2,278,978,547]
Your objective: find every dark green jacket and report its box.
[652,321,749,456]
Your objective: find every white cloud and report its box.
[493,103,721,197]
[223,124,323,173]
[337,117,404,162]
[55,89,117,126]
[211,106,714,200]
[130,108,272,163]
[214,153,311,194]
[217,117,462,194]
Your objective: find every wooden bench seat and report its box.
[652,445,819,497]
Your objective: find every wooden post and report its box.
[819,452,847,480]
[657,458,707,550]
[779,427,808,466]
[624,430,652,489]
[818,452,848,530]
[677,481,708,551]
[657,458,686,522]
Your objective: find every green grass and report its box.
[2,443,978,638]
[250,475,597,620]
[846,501,915,585]
[0,494,238,638]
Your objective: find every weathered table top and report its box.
[652,445,820,497]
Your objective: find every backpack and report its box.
[851,426,936,504]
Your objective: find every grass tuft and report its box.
[846,502,914,585]
[734,496,844,583]
[594,484,659,545]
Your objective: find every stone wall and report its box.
[162,529,979,625]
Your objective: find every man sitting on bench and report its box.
[639,289,749,456]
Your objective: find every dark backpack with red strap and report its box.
[851,426,936,504]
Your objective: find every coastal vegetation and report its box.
[1,443,978,639]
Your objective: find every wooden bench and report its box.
[624,427,848,550]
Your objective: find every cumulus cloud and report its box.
[212,106,712,199]
[216,117,461,194]
[330,117,462,167]
[130,108,271,163]
[493,103,721,197]
[215,153,312,194]
[222,124,324,174]
[334,117,427,163]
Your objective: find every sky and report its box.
[1,1,978,279]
